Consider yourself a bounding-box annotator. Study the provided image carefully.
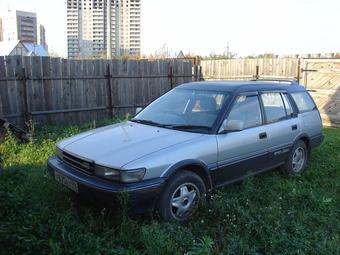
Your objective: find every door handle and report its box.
[291,124,298,130]
[259,132,267,139]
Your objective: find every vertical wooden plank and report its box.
[139,59,148,108]
[23,56,33,124]
[77,59,84,124]
[88,59,97,121]
[69,59,77,124]
[51,58,62,124]
[82,60,89,123]
[129,60,137,114]
[61,58,71,125]
[0,57,9,118]
[32,56,45,124]
[41,56,52,124]
[15,56,26,127]
[5,56,24,126]
[110,59,119,117]
[4,56,15,123]
[120,59,128,116]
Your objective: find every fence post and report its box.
[199,66,202,81]
[255,65,259,79]
[106,64,114,119]
[193,65,198,81]
[19,67,30,126]
[296,59,301,83]
[168,65,173,89]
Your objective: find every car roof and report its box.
[176,80,306,93]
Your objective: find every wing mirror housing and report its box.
[135,107,143,115]
[220,119,244,133]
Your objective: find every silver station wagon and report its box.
[48,80,324,221]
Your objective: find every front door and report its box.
[212,94,269,187]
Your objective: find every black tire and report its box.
[281,140,308,175]
[158,170,206,222]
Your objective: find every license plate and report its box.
[54,171,78,193]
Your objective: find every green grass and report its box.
[0,119,339,255]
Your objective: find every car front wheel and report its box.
[158,170,206,222]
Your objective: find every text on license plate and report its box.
[54,171,78,193]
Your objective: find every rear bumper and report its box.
[310,133,324,149]
[47,156,164,213]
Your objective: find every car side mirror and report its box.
[135,107,143,115]
[220,119,244,133]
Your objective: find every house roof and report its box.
[0,40,21,56]
[177,51,185,58]
[23,43,48,57]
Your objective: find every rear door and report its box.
[212,93,269,187]
[258,91,300,168]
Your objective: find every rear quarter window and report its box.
[291,92,316,112]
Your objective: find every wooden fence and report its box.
[201,58,340,127]
[302,59,340,127]
[0,56,194,127]
[201,58,300,81]
[1,56,339,128]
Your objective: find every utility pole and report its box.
[226,41,230,59]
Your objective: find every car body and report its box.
[48,80,323,221]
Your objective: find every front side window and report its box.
[291,92,316,112]
[261,93,286,123]
[226,95,262,129]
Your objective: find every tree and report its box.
[153,43,172,59]
[48,48,60,58]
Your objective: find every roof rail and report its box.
[250,78,299,85]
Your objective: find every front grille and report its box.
[61,151,94,174]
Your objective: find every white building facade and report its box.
[2,10,38,44]
[67,0,141,59]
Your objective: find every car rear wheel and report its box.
[282,140,308,175]
[158,170,206,222]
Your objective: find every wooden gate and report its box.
[302,59,340,127]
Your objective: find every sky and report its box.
[0,0,340,57]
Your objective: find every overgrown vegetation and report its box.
[0,119,339,254]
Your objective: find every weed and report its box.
[0,122,339,255]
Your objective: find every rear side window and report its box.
[291,92,316,112]
[227,95,262,129]
[260,93,286,123]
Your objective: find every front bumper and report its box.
[47,156,164,213]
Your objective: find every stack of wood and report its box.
[0,117,30,142]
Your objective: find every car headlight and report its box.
[120,168,146,183]
[56,146,63,160]
[95,165,120,181]
[95,165,146,183]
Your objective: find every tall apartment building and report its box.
[37,24,48,50]
[67,0,141,59]
[2,10,38,43]
[0,18,3,41]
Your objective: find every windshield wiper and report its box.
[130,118,168,127]
[169,124,212,131]
[131,119,212,131]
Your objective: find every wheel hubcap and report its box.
[171,183,199,220]
[292,147,305,172]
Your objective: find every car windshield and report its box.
[132,88,231,131]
